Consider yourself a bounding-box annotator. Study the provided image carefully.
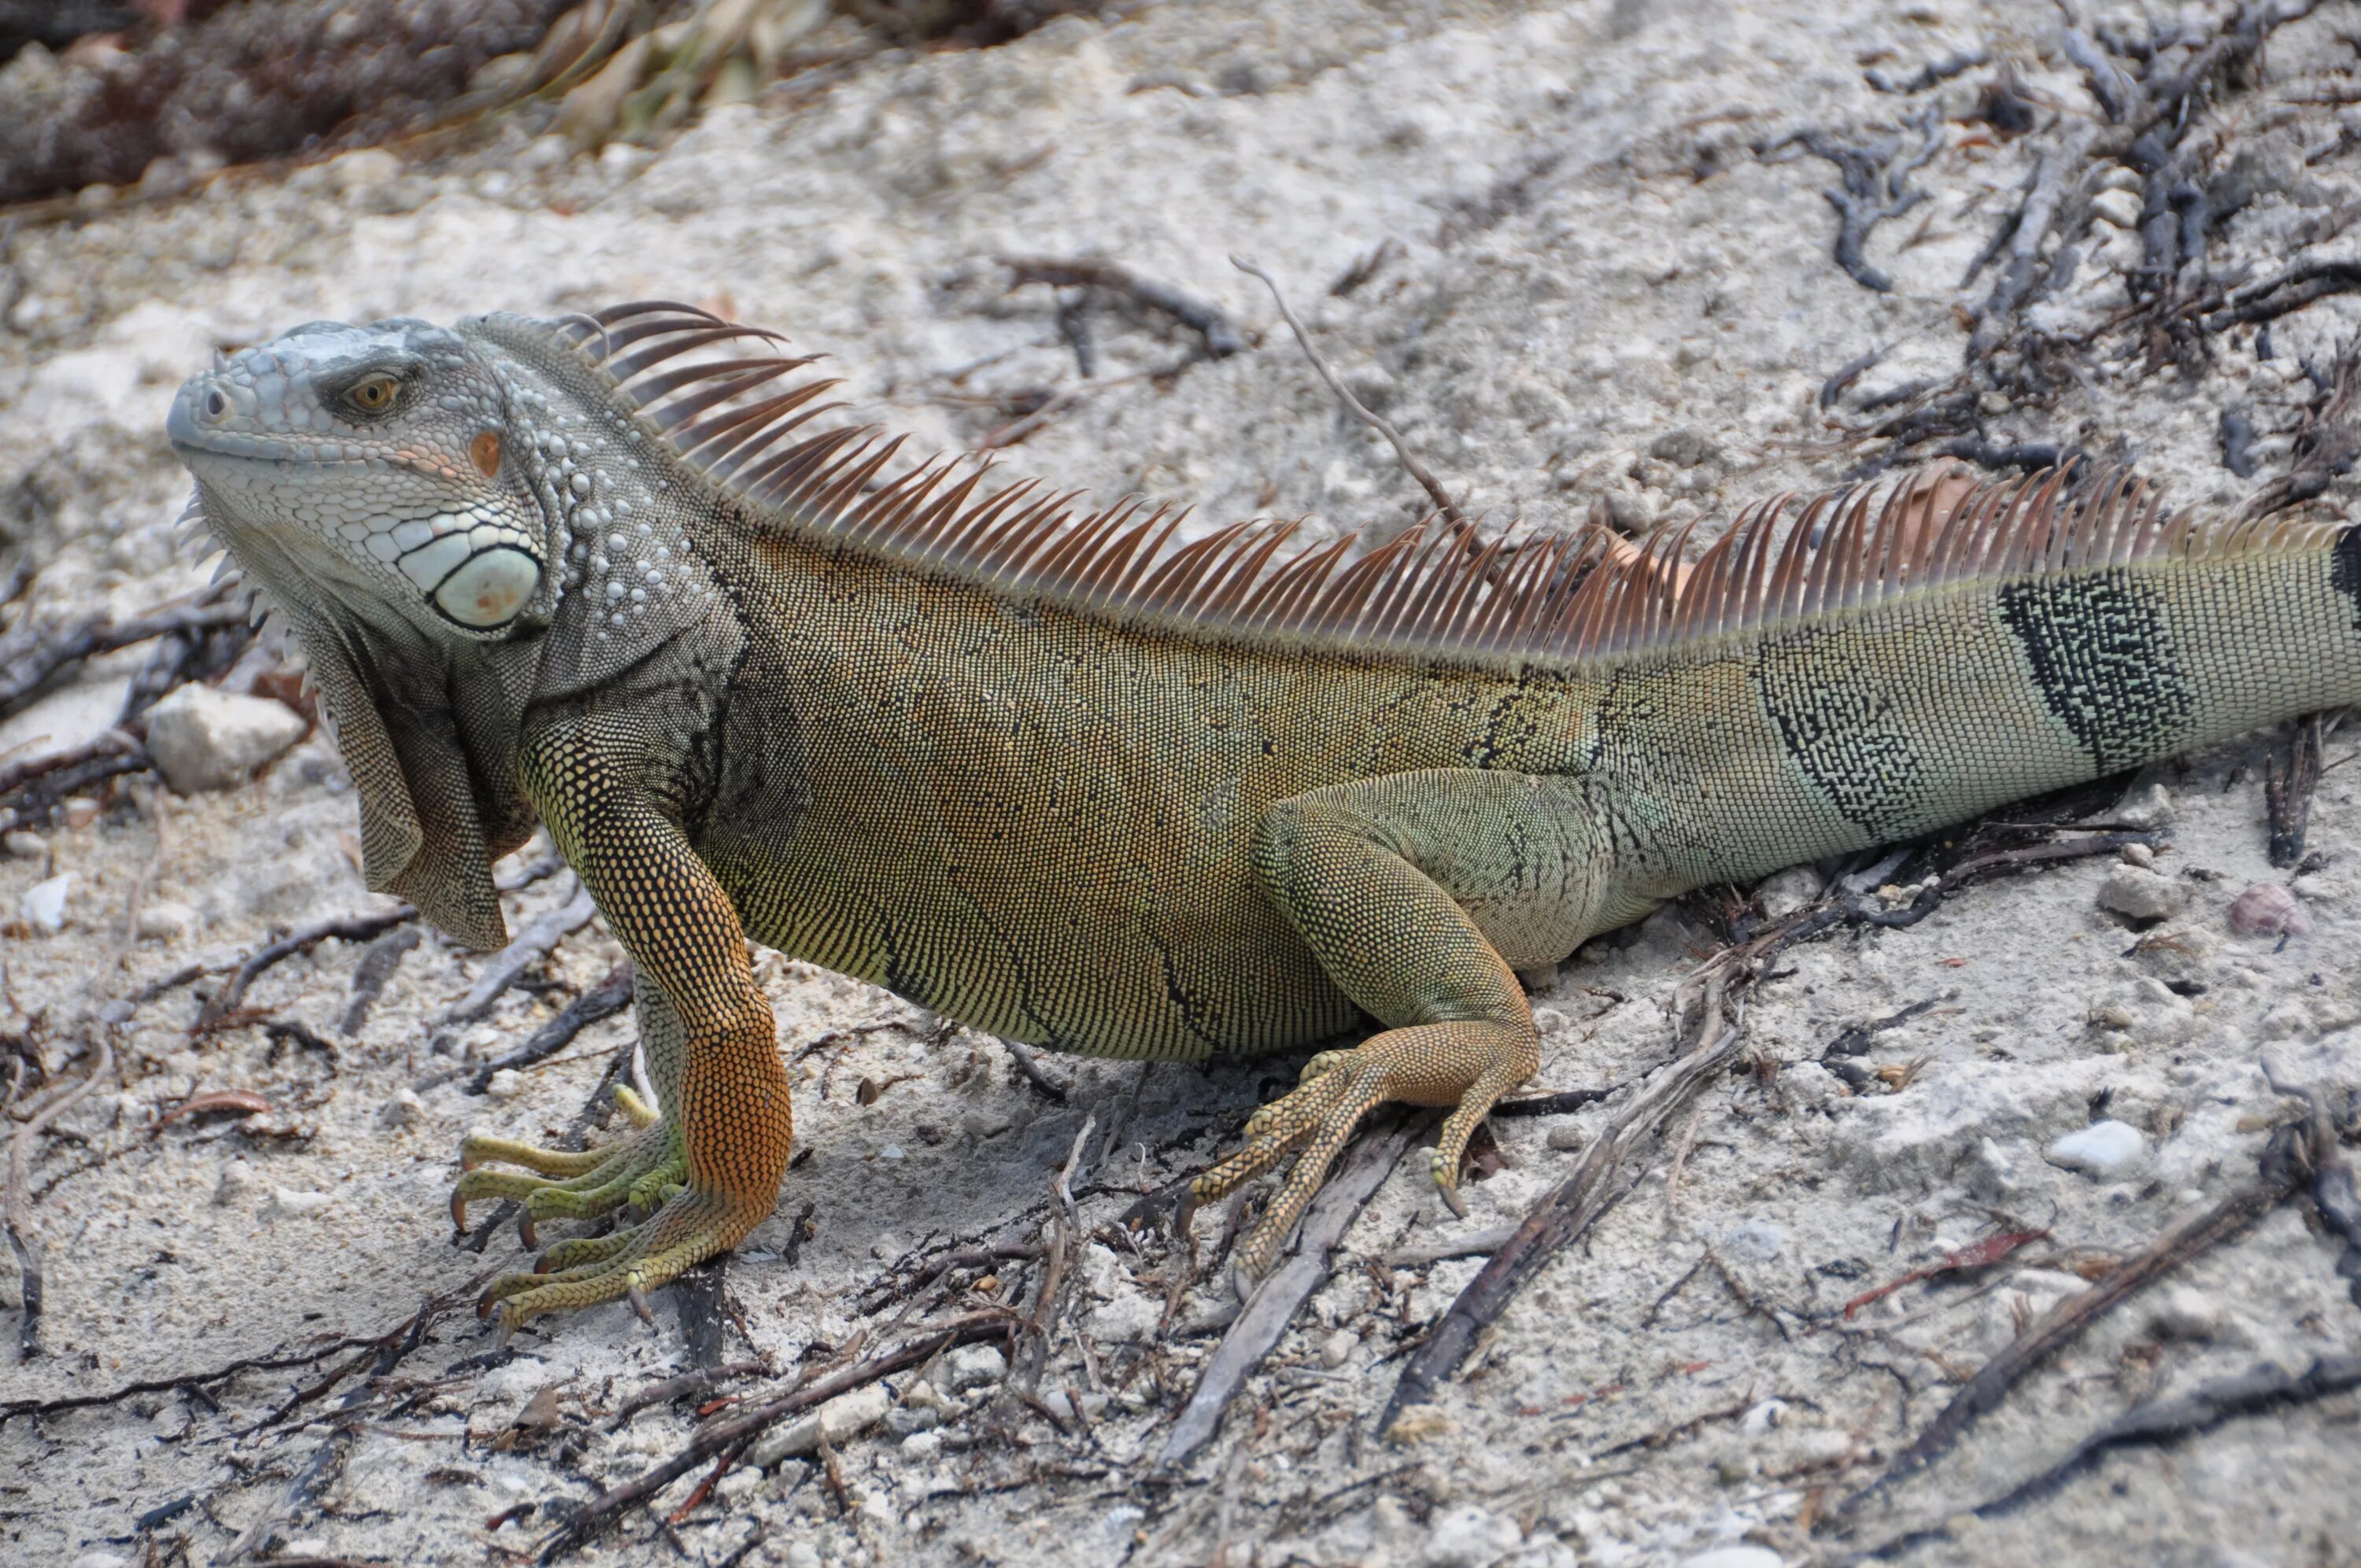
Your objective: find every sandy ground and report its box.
[2,2,2359,1564]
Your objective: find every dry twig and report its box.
[1158,1109,1422,1468]
[1231,255,1468,528]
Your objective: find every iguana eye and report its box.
[470,430,502,478]
[346,374,399,413]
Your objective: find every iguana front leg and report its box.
[1195,770,1605,1286]
[453,723,793,1333]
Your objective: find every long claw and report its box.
[518,1212,539,1250]
[627,1281,656,1327]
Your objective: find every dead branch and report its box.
[1002,1037,1071,1103]
[338,924,423,1037]
[219,1282,479,1565]
[195,906,420,1035]
[1158,1109,1423,1467]
[426,878,597,1050]
[430,958,634,1094]
[673,1255,731,1372]
[603,1359,767,1431]
[1780,110,1943,293]
[1231,255,1468,528]
[540,1322,1007,1561]
[6,1029,111,1358]
[1862,1355,2361,1559]
[2235,332,2361,522]
[1832,1123,2317,1522]
[1003,256,1244,359]
[2266,714,2333,868]
[0,731,153,832]
[0,591,248,714]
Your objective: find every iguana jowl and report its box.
[167,301,2361,1330]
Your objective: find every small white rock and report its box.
[2,829,47,859]
[379,1087,427,1127]
[901,1429,944,1459]
[71,1552,133,1568]
[1740,1398,1789,1437]
[1084,1288,1163,1345]
[19,873,71,932]
[941,1343,1007,1390]
[2091,186,2144,228]
[2098,865,2188,923]
[484,1068,527,1101]
[1756,865,1822,919]
[1545,1122,1587,1151]
[1321,1327,1358,1368]
[268,1186,333,1219]
[214,1160,261,1207]
[2112,782,2176,829]
[145,684,307,793]
[2046,1120,2148,1181]
[2147,1284,2226,1341]
[135,899,195,942]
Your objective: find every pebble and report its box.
[901,1429,944,1459]
[2146,1284,2226,1341]
[19,873,72,932]
[1740,1398,1788,1437]
[70,1553,131,1568]
[484,1068,527,1101]
[2113,782,2177,829]
[2098,865,2188,923]
[379,1087,427,1128]
[1756,865,1822,919]
[745,1382,891,1467]
[779,1544,822,1568]
[214,1160,260,1207]
[1321,1327,1358,1368]
[2229,882,2313,939]
[2091,186,2144,228]
[1545,1123,1588,1151]
[2,829,46,859]
[268,1186,333,1219]
[135,899,195,942]
[1085,1287,1162,1344]
[1420,1503,1523,1567]
[940,1343,1007,1390]
[144,684,307,793]
[2045,1120,2147,1181]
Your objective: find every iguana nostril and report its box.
[205,389,227,419]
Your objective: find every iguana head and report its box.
[167,317,553,640]
[167,315,576,950]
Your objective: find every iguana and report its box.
[166,301,2361,1333]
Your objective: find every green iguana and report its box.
[166,301,2360,1333]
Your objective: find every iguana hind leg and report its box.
[1199,769,1603,1284]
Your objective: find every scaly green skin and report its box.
[167,308,2361,1332]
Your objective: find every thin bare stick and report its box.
[6,1030,113,1357]
[1158,1109,1422,1469]
[1230,255,1468,527]
[1380,991,1742,1436]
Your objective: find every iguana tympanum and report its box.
[168,301,2360,1332]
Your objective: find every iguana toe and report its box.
[1191,1020,1532,1277]
[477,1185,764,1333]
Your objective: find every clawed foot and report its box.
[473,1186,760,1339]
[1187,1021,1533,1297]
[453,1090,754,1336]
